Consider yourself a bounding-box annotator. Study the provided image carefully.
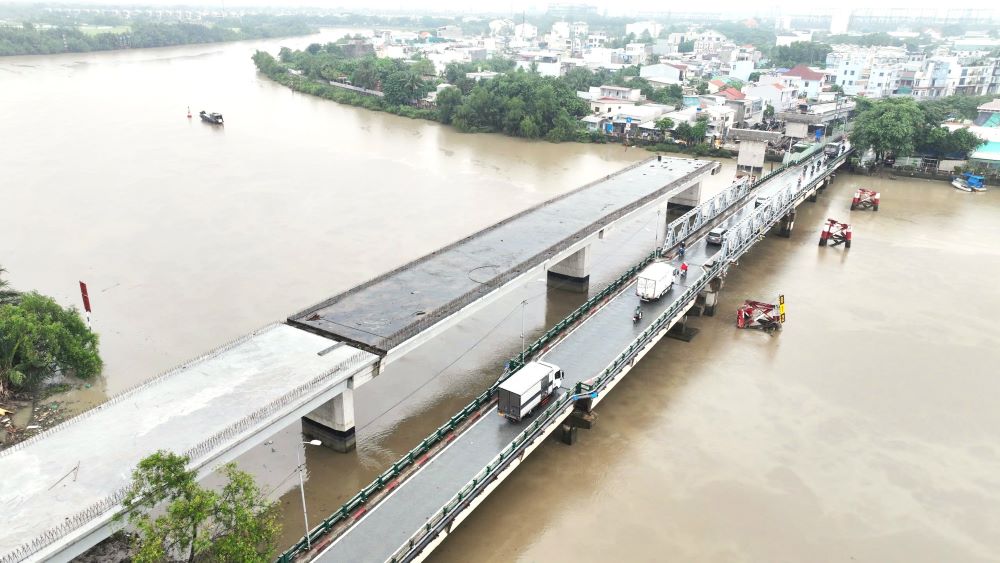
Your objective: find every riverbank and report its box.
[253,50,740,159]
[0,19,315,57]
[0,377,102,449]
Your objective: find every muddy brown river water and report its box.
[2,31,999,563]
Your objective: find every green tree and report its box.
[770,41,832,68]
[0,291,101,398]
[0,267,18,306]
[435,86,463,124]
[748,71,761,83]
[695,80,708,95]
[674,121,693,144]
[850,97,925,162]
[654,117,674,137]
[678,40,694,53]
[120,451,279,563]
[763,104,774,119]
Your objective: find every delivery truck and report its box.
[636,261,674,301]
[498,361,564,422]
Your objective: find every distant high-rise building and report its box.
[830,10,851,34]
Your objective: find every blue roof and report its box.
[971,141,1000,161]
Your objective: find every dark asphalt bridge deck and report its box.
[313,197,756,563]
[288,157,716,354]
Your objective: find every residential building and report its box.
[694,31,728,56]
[825,45,908,98]
[583,85,646,114]
[782,64,825,99]
[587,32,608,48]
[514,51,564,77]
[640,63,686,85]
[743,81,799,111]
[975,99,1000,127]
[624,43,652,65]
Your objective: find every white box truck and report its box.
[636,261,674,301]
[498,361,564,422]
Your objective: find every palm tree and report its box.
[0,266,19,306]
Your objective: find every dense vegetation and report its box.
[0,17,313,56]
[770,41,833,68]
[0,267,101,398]
[850,97,986,162]
[119,451,279,562]
[255,44,660,142]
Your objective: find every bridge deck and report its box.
[288,157,715,355]
[314,190,760,563]
[0,325,377,560]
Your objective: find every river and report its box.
[3,32,1000,563]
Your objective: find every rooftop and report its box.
[783,64,825,81]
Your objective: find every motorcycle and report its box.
[633,307,643,324]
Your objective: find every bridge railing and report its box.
[663,175,751,248]
[385,148,853,563]
[387,266,723,563]
[275,248,662,563]
[290,159,715,355]
[275,145,843,563]
[1,337,375,563]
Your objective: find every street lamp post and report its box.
[520,299,528,361]
[297,439,322,549]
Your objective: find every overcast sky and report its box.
[14,0,1000,16]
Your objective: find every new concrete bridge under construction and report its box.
[0,155,721,563]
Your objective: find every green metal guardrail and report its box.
[275,141,836,563]
[274,249,659,563]
[386,145,853,563]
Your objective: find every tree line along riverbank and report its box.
[251,45,736,158]
[0,16,314,56]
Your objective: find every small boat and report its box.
[199,110,224,125]
[951,172,987,192]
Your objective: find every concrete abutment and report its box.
[303,388,356,453]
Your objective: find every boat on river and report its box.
[199,110,224,125]
[951,172,987,192]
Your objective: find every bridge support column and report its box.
[698,277,724,317]
[548,245,591,293]
[807,189,818,202]
[778,210,796,238]
[303,389,356,453]
[668,181,702,211]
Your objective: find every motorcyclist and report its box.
[680,262,688,277]
[633,306,642,322]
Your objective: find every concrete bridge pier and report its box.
[699,277,725,317]
[548,245,592,293]
[668,181,702,211]
[303,388,356,453]
[778,210,796,238]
